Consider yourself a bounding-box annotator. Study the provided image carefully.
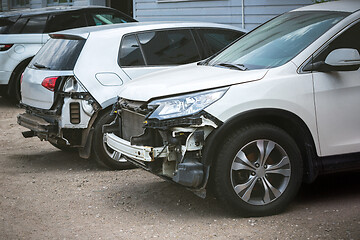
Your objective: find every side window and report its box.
[44,13,87,33]
[119,34,145,67]
[314,21,360,62]
[86,11,134,26]
[197,28,244,58]
[137,29,201,65]
[8,17,27,34]
[22,15,48,33]
[0,16,18,34]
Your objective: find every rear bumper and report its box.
[17,112,57,137]
[0,70,12,85]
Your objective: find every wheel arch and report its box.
[203,108,320,183]
[78,105,113,159]
[7,57,33,96]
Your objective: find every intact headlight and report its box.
[148,87,229,120]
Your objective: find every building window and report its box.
[11,0,30,8]
[47,0,73,6]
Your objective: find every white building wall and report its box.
[1,0,9,11]
[0,0,106,11]
[30,0,43,9]
[134,0,314,30]
[73,0,90,6]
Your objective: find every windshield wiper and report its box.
[33,62,50,69]
[215,63,248,71]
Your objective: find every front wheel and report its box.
[213,124,303,217]
[92,110,133,170]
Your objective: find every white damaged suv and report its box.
[104,1,360,216]
[17,22,245,169]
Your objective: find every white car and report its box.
[17,22,246,169]
[0,6,135,102]
[105,1,360,216]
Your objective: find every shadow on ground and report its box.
[7,150,101,172]
[297,171,360,204]
[0,96,19,108]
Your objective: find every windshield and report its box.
[208,11,349,70]
[29,38,85,70]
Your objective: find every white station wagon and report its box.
[0,6,135,102]
[104,1,360,216]
[17,22,246,169]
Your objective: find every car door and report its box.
[119,29,202,80]
[313,20,360,156]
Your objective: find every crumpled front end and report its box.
[105,97,222,194]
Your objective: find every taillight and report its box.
[41,77,59,92]
[0,44,13,51]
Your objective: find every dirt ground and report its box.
[0,96,359,240]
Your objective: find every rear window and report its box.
[29,38,85,70]
[0,16,18,33]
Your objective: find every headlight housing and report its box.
[148,87,229,120]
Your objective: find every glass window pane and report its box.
[314,22,360,62]
[29,38,85,70]
[87,10,135,26]
[138,29,200,65]
[209,11,349,70]
[119,34,145,67]
[45,13,87,33]
[22,15,47,33]
[0,16,17,34]
[197,29,243,58]
[8,17,27,34]
[91,13,128,25]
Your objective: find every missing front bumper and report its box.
[105,133,167,162]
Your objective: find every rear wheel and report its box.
[213,124,303,217]
[92,110,133,170]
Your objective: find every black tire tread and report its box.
[213,123,303,217]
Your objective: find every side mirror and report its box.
[325,48,360,67]
[304,48,360,72]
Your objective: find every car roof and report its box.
[50,21,247,40]
[0,6,118,18]
[293,0,360,13]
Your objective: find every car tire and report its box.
[213,123,303,217]
[92,110,133,170]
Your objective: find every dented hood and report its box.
[118,63,268,102]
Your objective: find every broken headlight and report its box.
[148,87,228,120]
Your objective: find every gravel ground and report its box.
[1,96,360,240]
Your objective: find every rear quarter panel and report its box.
[73,31,131,108]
